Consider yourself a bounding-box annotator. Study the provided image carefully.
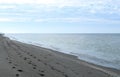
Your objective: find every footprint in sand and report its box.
[12,66,16,69]
[28,61,32,64]
[6,57,9,60]
[32,64,37,67]
[8,61,12,64]
[16,74,20,77]
[38,59,41,61]
[30,54,33,56]
[33,67,37,69]
[19,55,23,58]
[17,69,23,73]
[44,57,47,59]
[39,70,45,73]
[64,74,68,77]
[23,57,27,60]
[38,73,45,76]
[33,56,36,59]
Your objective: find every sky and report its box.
[0,0,120,33]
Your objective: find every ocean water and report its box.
[5,34,120,70]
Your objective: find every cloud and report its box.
[0,13,22,16]
[0,0,119,14]
[1,16,119,24]
[35,17,120,24]
[0,0,34,4]
[0,0,75,5]
[0,0,118,7]
[0,17,31,22]
[0,5,16,9]
[0,0,120,23]
[35,17,84,22]
[0,18,14,22]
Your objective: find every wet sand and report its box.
[0,35,120,77]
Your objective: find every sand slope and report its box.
[0,36,119,77]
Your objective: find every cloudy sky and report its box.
[0,0,120,33]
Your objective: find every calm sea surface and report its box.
[6,34,120,70]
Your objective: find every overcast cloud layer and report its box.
[0,0,120,33]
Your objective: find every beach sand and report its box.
[0,35,120,77]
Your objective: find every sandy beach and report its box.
[0,35,120,77]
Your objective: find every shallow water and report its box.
[6,33,120,70]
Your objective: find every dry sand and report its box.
[0,35,120,77]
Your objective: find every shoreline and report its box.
[39,46,120,76]
[10,36,120,72]
[0,35,120,77]
[6,33,120,71]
